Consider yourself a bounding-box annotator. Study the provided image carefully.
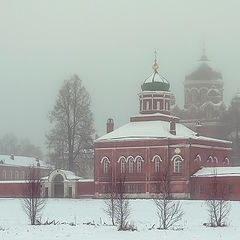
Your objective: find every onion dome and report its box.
[185,44,222,81]
[141,52,170,92]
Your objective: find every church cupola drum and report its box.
[139,52,171,115]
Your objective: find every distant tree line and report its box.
[0,133,42,158]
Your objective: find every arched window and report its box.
[194,154,201,162]
[104,159,109,174]
[223,157,230,165]
[152,155,162,173]
[129,158,134,173]
[213,156,218,164]
[155,158,160,173]
[172,155,184,173]
[137,159,141,173]
[135,155,144,173]
[121,159,126,174]
[207,156,213,163]
[101,157,110,174]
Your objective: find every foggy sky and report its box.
[0,0,240,153]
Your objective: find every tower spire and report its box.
[152,50,159,71]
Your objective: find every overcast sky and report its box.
[0,0,240,152]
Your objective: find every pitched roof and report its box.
[0,154,49,168]
[192,167,240,177]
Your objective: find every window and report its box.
[200,185,204,194]
[104,185,108,194]
[165,101,169,110]
[194,154,201,162]
[228,184,233,194]
[104,159,109,174]
[223,157,230,165]
[22,171,25,180]
[207,156,213,163]
[15,171,19,180]
[146,101,150,110]
[2,170,6,180]
[120,184,125,193]
[9,171,13,179]
[155,158,160,173]
[128,185,134,194]
[129,159,134,173]
[157,101,160,110]
[156,184,160,194]
[137,184,141,194]
[137,159,142,173]
[121,159,126,174]
[174,157,182,173]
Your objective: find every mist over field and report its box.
[0,0,239,152]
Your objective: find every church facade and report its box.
[94,56,233,199]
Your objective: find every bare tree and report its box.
[46,75,94,173]
[115,177,131,230]
[104,170,117,225]
[154,168,184,230]
[22,166,46,225]
[205,171,231,227]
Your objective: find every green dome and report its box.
[141,71,170,92]
[141,81,170,91]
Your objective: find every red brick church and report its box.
[94,55,235,199]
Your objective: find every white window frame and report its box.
[171,155,184,173]
[121,159,126,174]
[129,158,134,173]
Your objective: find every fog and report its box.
[0,0,239,152]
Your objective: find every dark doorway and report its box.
[45,187,48,197]
[53,174,64,198]
[68,187,72,198]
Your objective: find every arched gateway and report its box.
[41,169,81,198]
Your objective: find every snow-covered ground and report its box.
[0,198,239,240]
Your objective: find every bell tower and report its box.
[139,51,171,115]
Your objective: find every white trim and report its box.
[223,157,230,165]
[135,155,144,162]
[151,154,163,162]
[117,155,127,163]
[194,154,201,162]
[171,154,184,162]
[127,155,136,163]
[100,156,110,164]
[206,156,213,163]
[213,156,218,163]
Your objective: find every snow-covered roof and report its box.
[0,155,49,168]
[192,167,240,178]
[78,178,94,182]
[60,170,83,180]
[96,118,231,144]
[96,120,196,142]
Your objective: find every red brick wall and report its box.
[77,182,95,196]
[191,176,240,200]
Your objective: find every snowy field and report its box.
[0,198,240,240]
